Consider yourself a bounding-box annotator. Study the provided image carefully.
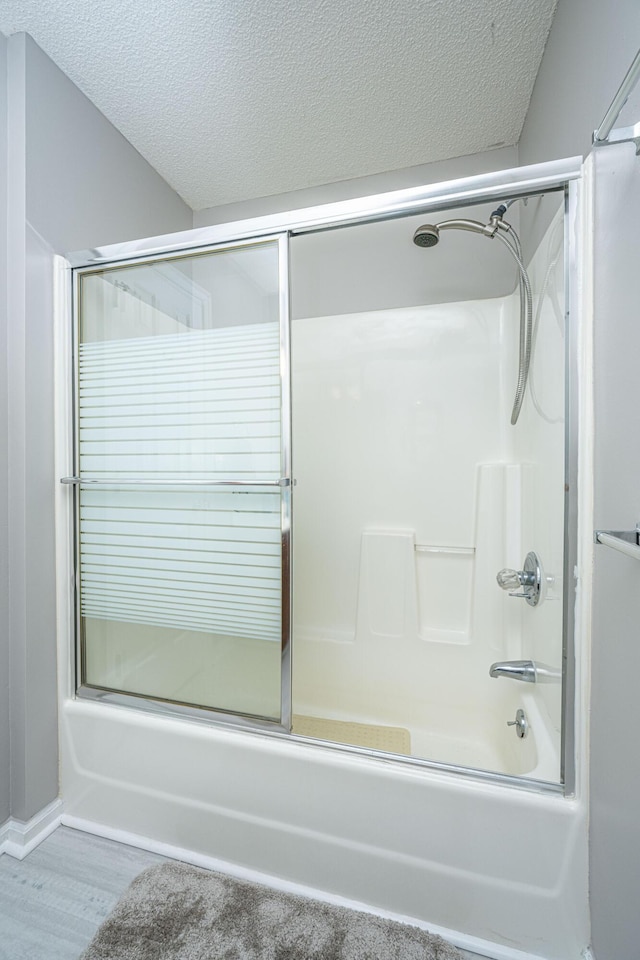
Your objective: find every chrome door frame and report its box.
[70,233,292,734]
[68,157,581,268]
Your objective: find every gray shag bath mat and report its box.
[80,862,463,960]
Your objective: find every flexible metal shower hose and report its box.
[494,228,533,425]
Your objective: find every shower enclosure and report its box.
[57,157,588,959]
[62,164,574,791]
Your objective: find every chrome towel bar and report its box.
[60,476,292,488]
[594,525,640,560]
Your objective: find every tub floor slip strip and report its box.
[292,715,411,753]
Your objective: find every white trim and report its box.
[54,254,75,707]
[574,155,595,807]
[61,813,559,960]
[0,799,64,860]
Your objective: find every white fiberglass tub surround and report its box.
[57,162,590,960]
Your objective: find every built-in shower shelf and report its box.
[594,525,640,560]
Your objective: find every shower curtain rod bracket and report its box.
[594,525,640,560]
[592,120,640,155]
[592,47,640,149]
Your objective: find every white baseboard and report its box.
[62,813,551,960]
[0,798,64,860]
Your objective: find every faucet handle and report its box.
[496,568,522,591]
[496,552,543,606]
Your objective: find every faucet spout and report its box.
[489,660,537,683]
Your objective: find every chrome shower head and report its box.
[413,218,497,248]
[413,224,440,247]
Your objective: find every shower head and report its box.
[413,224,440,247]
[413,218,497,248]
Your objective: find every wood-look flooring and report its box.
[0,826,167,960]
[0,826,481,960]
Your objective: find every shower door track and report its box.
[67,157,581,268]
[62,156,583,795]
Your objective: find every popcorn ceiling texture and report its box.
[0,0,557,210]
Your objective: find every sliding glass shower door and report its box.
[72,236,291,724]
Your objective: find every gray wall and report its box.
[519,0,640,167]
[194,147,518,228]
[23,34,191,253]
[196,146,520,318]
[0,31,10,828]
[518,0,640,258]
[4,32,192,824]
[290,200,520,320]
[519,3,640,958]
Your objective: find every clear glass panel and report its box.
[77,240,284,721]
[290,195,566,782]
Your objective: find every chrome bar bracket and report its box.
[593,48,640,147]
[592,120,640,155]
[594,525,640,560]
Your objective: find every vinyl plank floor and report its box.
[0,826,487,960]
[0,826,167,960]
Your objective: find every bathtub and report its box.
[59,696,587,960]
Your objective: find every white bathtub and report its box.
[59,697,588,960]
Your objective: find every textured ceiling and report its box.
[0,0,557,211]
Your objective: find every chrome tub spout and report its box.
[489,660,537,683]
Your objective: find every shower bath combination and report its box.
[413,199,533,425]
[58,158,581,959]
[65,186,567,776]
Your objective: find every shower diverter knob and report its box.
[496,551,543,606]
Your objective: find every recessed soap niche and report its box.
[415,545,474,644]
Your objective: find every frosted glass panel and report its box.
[78,326,281,481]
[77,240,285,721]
[79,487,282,640]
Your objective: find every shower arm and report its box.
[436,219,497,238]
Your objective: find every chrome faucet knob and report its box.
[496,568,522,590]
[496,552,543,606]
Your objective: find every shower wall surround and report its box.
[291,297,525,773]
[512,206,566,745]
